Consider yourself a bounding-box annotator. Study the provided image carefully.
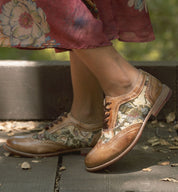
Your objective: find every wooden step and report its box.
[0,60,177,120]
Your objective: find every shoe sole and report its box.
[3,144,92,157]
[86,84,172,172]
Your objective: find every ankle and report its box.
[70,107,103,124]
[105,83,132,97]
[104,70,139,97]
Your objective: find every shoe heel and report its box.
[151,85,172,117]
[80,148,91,156]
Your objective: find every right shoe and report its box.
[3,112,102,157]
[85,70,172,172]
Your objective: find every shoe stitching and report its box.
[101,77,151,144]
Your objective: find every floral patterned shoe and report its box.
[85,70,172,171]
[3,113,102,157]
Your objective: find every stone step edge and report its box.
[0,60,177,120]
[0,60,177,67]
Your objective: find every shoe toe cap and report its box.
[6,135,34,152]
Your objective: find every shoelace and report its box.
[45,112,68,130]
[103,102,112,129]
[33,112,68,140]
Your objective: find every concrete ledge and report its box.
[0,60,177,120]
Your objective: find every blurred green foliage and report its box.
[115,0,178,61]
[0,0,177,61]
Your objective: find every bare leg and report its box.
[70,51,104,124]
[3,51,104,157]
[80,45,172,171]
[73,46,139,97]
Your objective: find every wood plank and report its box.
[60,152,178,192]
[0,146,59,192]
[59,123,178,192]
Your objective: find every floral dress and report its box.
[0,0,154,52]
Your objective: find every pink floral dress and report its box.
[0,0,154,52]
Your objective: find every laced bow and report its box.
[103,102,112,129]
[33,112,68,140]
[44,112,68,130]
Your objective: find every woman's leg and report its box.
[3,51,105,157]
[70,51,104,124]
[73,46,139,97]
[73,45,171,171]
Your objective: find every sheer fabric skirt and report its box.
[0,0,154,52]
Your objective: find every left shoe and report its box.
[3,113,102,157]
[85,70,172,171]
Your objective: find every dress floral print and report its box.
[0,0,154,51]
[0,0,60,48]
[128,0,147,12]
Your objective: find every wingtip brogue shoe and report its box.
[4,113,102,157]
[85,70,172,171]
